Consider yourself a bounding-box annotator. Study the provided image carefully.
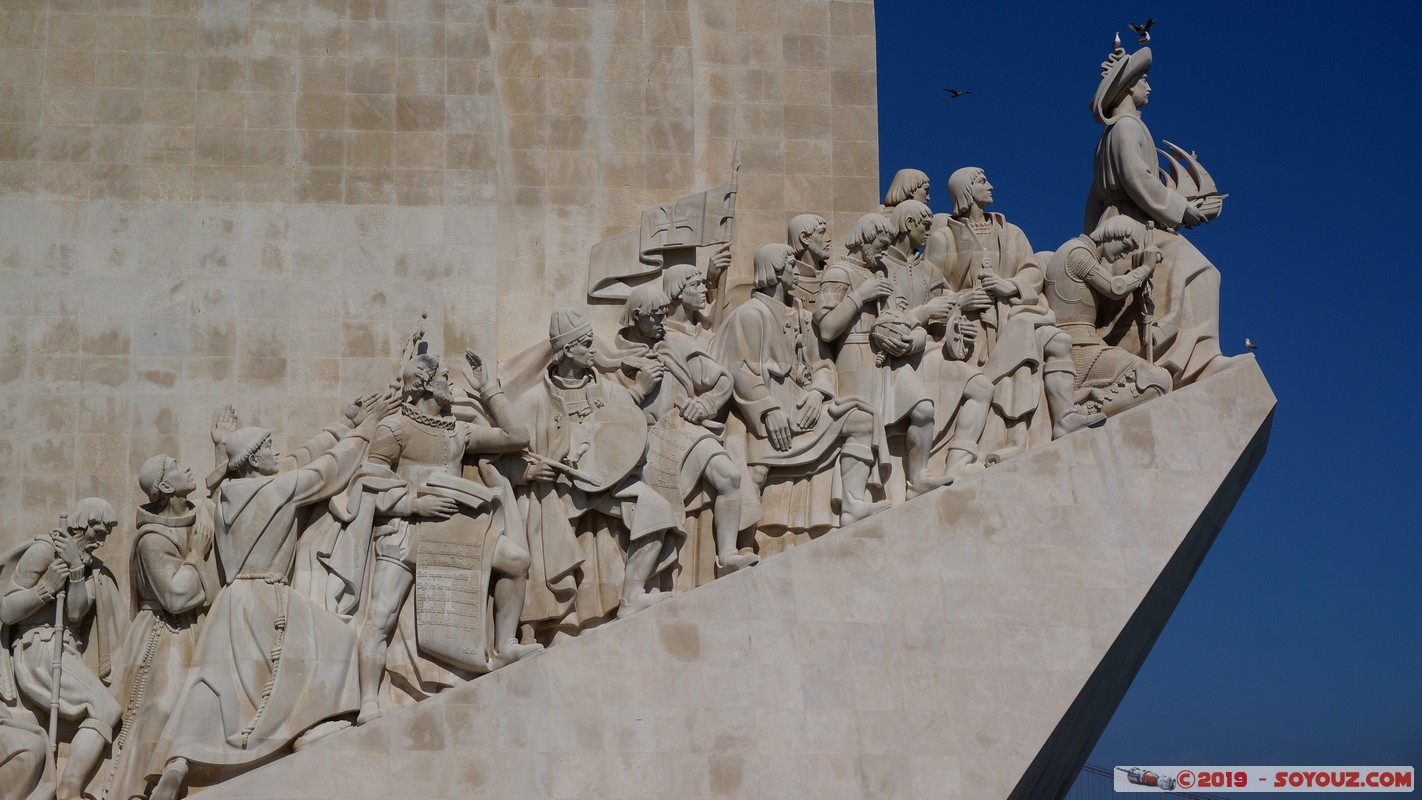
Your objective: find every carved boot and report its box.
[618,587,671,617]
[838,446,888,524]
[490,640,545,670]
[944,442,986,481]
[1046,368,1105,438]
[716,551,760,575]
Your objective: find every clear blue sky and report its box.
[872,0,1422,793]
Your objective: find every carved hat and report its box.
[1091,45,1151,124]
[548,309,593,350]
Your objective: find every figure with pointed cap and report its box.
[102,455,218,800]
[0,498,124,800]
[924,167,1104,461]
[516,310,685,641]
[148,396,389,800]
[1086,42,1239,385]
[713,243,888,529]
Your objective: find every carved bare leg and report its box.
[489,537,543,669]
[619,534,672,617]
[945,374,994,479]
[57,725,108,800]
[839,408,889,523]
[905,400,952,498]
[705,455,756,573]
[356,561,413,725]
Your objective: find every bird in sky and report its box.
[1245,338,1257,351]
[943,88,973,98]
[1129,18,1155,44]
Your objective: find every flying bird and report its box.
[943,88,973,98]
[1244,338,1257,351]
[1128,18,1155,44]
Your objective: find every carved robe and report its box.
[518,370,683,635]
[152,430,368,770]
[0,705,53,800]
[1087,113,1224,385]
[925,214,1060,451]
[105,506,218,800]
[712,292,874,535]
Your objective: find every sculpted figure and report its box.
[877,202,999,481]
[817,212,954,496]
[787,214,830,311]
[882,168,930,211]
[1044,216,1173,415]
[0,704,53,800]
[616,281,758,577]
[925,168,1104,459]
[353,352,541,724]
[150,398,388,800]
[712,243,887,526]
[0,498,124,800]
[519,310,684,640]
[104,457,218,800]
[1086,43,1238,385]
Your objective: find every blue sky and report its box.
[872,0,1422,791]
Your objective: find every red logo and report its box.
[1176,770,1196,789]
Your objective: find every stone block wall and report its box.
[0,0,879,560]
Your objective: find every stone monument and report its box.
[0,3,1272,798]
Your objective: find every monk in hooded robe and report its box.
[149,404,385,800]
[103,456,218,800]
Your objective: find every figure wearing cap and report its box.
[1086,42,1239,386]
[516,310,685,641]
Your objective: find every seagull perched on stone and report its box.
[1244,338,1257,351]
[1128,18,1155,44]
[943,88,973,98]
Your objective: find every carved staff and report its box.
[1139,221,1157,363]
[48,511,68,751]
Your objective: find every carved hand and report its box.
[979,272,1017,299]
[874,332,912,358]
[463,348,489,389]
[765,408,793,452]
[211,404,238,447]
[54,530,83,571]
[634,362,664,397]
[681,398,712,425]
[853,277,894,305]
[1182,200,1209,228]
[957,288,993,313]
[922,294,956,321]
[523,460,558,485]
[349,391,392,428]
[795,392,824,431]
[706,243,732,282]
[40,558,69,596]
[190,519,214,560]
[413,495,459,520]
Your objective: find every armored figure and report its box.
[1044,216,1173,415]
